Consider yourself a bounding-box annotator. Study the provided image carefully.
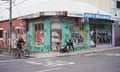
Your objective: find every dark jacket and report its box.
[17,42,22,49]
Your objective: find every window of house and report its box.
[34,22,44,45]
[0,30,3,38]
[15,27,20,34]
[117,1,120,8]
[15,27,21,38]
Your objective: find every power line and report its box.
[12,1,21,16]
[0,0,27,6]
[98,0,102,13]
[12,0,28,6]
[0,1,9,6]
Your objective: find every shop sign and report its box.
[51,22,61,29]
[33,12,40,18]
[84,13,111,20]
[67,12,83,17]
[44,11,57,16]
[43,11,67,16]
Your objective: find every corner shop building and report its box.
[22,0,114,52]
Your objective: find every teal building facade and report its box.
[26,12,113,52]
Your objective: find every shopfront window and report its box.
[90,24,112,45]
[70,22,85,45]
[34,22,44,45]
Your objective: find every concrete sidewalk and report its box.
[30,47,120,58]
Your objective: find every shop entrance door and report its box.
[51,21,62,51]
[51,30,61,51]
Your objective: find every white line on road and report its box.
[44,59,50,61]
[69,62,75,64]
[45,61,75,67]
[84,53,96,56]
[104,53,120,56]
[37,67,62,72]
[25,61,42,65]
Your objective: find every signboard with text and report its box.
[84,13,111,20]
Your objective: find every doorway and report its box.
[50,21,62,51]
[51,30,61,51]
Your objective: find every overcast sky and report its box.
[0,0,49,20]
[0,0,111,21]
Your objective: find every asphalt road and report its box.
[0,49,120,72]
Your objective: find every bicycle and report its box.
[22,48,31,58]
[13,48,30,59]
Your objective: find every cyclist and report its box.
[16,36,25,58]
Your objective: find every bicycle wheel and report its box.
[24,49,30,58]
[19,49,25,59]
[13,49,19,59]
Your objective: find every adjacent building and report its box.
[79,0,120,46]
[0,19,28,48]
[111,0,120,46]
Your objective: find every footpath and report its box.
[30,46,120,58]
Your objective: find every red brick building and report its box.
[0,19,28,49]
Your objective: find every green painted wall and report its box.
[27,19,51,52]
[44,20,51,52]
[27,18,91,52]
[62,21,86,51]
[27,19,34,51]
[62,21,70,46]
[85,22,90,49]
[112,24,115,46]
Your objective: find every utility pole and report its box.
[9,0,12,52]
[2,0,12,52]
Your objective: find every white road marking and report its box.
[44,60,75,67]
[84,53,120,57]
[25,61,42,65]
[25,59,75,67]
[69,62,75,64]
[49,62,74,67]
[104,53,120,56]
[48,63,65,67]
[44,59,50,61]
[37,67,62,72]
[84,53,96,56]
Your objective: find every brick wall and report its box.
[0,19,28,48]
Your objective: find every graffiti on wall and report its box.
[69,23,85,45]
[71,33,84,45]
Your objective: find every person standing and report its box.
[68,39,74,52]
